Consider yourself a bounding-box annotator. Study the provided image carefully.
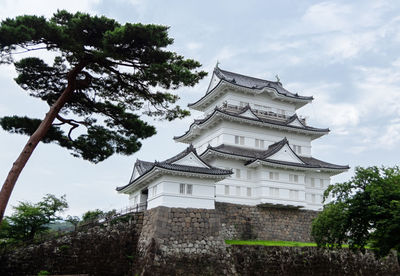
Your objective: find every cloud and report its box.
[0,0,99,19]
[378,120,400,148]
[302,2,353,33]
[186,42,203,51]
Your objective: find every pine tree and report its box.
[0,10,207,222]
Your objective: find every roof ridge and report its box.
[216,66,280,85]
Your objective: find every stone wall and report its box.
[0,213,144,276]
[216,202,317,241]
[139,203,317,257]
[229,245,400,276]
[1,203,399,275]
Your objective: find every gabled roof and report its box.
[188,66,313,110]
[201,138,349,172]
[174,106,329,143]
[116,145,232,193]
[214,67,312,100]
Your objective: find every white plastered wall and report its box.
[192,121,313,157]
[202,88,297,116]
[146,175,216,209]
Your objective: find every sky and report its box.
[0,0,399,216]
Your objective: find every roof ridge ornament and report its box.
[275,74,282,86]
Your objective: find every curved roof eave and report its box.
[188,79,313,111]
[174,109,329,143]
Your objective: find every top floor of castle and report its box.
[188,66,313,119]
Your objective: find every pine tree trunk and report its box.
[0,63,86,223]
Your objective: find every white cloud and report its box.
[0,0,99,19]
[378,121,400,148]
[186,42,203,51]
[289,82,360,128]
[302,2,353,33]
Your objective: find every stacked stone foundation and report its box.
[1,203,399,275]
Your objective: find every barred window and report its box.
[180,183,185,194]
[187,184,193,195]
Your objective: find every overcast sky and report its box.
[1,0,399,216]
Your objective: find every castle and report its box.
[117,65,348,211]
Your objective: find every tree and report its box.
[65,215,80,231]
[81,209,105,224]
[0,194,68,243]
[311,166,400,257]
[0,10,207,222]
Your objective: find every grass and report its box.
[226,240,317,247]
[225,240,358,248]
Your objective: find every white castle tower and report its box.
[117,65,348,211]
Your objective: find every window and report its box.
[152,185,157,196]
[289,174,299,183]
[224,185,230,195]
[187,184,193,195]
[293,145,302,154]
[180,183,185,194]
[312,194,316,203]
[235,169,241,178]
[236,186,241,196]
[269,172,279,180]
[255,139,265,148]
[290,190,299,200]
[320,179,324,188]
[180,184,192,195]
[247,187,252,197]
[133,195,138,205]
[311,178,315,187]
[270,187,279,197]
[247,170,252,180]
[235,135,244,145]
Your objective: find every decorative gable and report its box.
[207,72,221,93]
[238,109,259,119]
[171,151,210,168]
[267,144,305,164]
[287,117,305,128]
[130,167,140,182]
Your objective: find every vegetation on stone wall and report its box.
[0,194,67,245]
[312,166,400,257]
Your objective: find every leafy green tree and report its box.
[0,10,207,222]
[65,215,80,231]
[312,166,400,257]
[81,209,104,222]
[0,194,68,243]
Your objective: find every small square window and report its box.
[180,183,185,194]
[235,169,241,178]
[247,170,252,180]
[247,187,252,197]
[236,186,241,196]
[224,185,230,195]
[187,184,193,195]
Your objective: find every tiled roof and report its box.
[174,106,329,142]
[213,67,313,100]
[116,145,232,191]
[202,139,349,171]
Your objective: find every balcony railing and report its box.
[221,103,307,125]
